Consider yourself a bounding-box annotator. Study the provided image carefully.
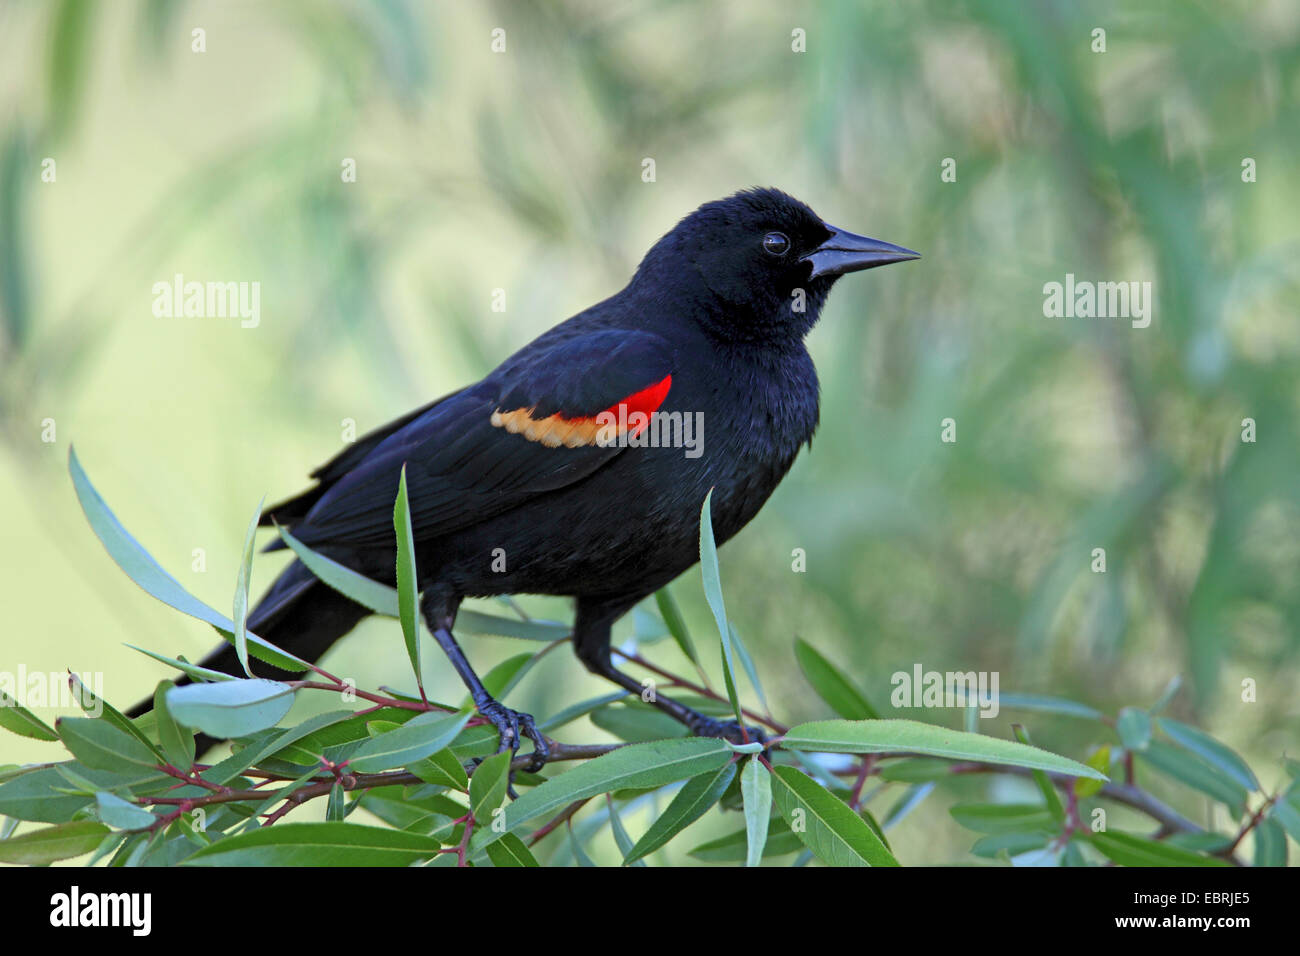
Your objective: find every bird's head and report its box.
[636,187,919,344]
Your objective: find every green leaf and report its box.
[877,757,954,783]
[284,522,569,641]
[166,679,295,738]
[539,691,628,734]
[1138,741,1248,813]
[1253,818,1286,867]
[475,738,732,850]
[202,709,358,785]
[1149,675,1182,715]
[782,719,1106,780]
[1013,724,1065,825]
[624,761,736,864]
[998,693,1103,721]
[0,821,109,865]
[1157,717,1259,791]
[469,750,512,821]
[654,586,701,668]
[950,803,1055,834]
[475,652,536,701]
[326,782,345,822]
[69,447,308,673]
[882,782,934,830]
[688,818,804,862]
[590,703,688,742]
[0,767,106,823]
[276,524,401,614]
[970,831,1051,859]
[1116,707,1152,751]
[0,690,58,741]
[394,465,423,689]
[1074,745,1111,798]
[57,717,158,771]
[232,497,265,677]
[794,638,878,720]
[485,831,539,867]
[454,610,569,642]
[770,765,899,867]
[183,822,442,866]
[95,792,156,830]
[67,672,164,761]
[569,822,597,867]
[410,748,469,791]
[47,0,95,140]
[741,756,771,867]
[729,624,770,717]
[606,797,641,865]
[1090,830,1229,867]
[126,644,235,684]
[698,492,744,726]
[347,710,472,773]
[1269,792,1300,844]
[153,681,195,769]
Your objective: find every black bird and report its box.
[131,188,918,764]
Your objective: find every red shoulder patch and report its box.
[491,374,672,447]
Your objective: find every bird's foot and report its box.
[686,713,769,749]
[477,698,550,780]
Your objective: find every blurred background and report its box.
[1,0,1298,863]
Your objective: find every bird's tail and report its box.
[125,559,369,755]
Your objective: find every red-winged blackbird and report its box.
[131,188,918,764]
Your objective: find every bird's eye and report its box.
[762,232,790,256]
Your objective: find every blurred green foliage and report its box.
[0,0,1297,863]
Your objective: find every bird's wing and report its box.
[259,389,464,528]
[273,329,675,550]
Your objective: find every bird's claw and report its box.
[478,699,550,791]
[687,713,769,749]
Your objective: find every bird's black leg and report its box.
[421,593,549,776]
[573,596,768,747]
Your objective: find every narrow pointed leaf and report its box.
[997,693,1102,720]
[624,761,736,864]
[794,638,878,719]
[393,465,423,688]
[182,822,442,866]
[0,690,58,741]
[57,717,159,771]
[1090,830,1229,867]
[153,681,195,769]
[1116,707,1152,751]
[0,821,110,865]
[770,765,899,866]
[1137,741,1248,812]
[95,792,156,830]
[741,756,771,867]
[782,719,1106,780]
[485,832,539,867]
[475,738,732,851]
[1014,725,1065,824]
[410,748,469,791]
[654,586,701,667]
[233,496,265,677]
[469,750,511,821]
[699,491,743,725]
[68,672,162,759]
[606,797,641,865]
[69,447,307,672]
[277,525,400,615]
[347,710,472,773]
[1157,717,1259,791]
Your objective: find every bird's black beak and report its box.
[801,224,920,279]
